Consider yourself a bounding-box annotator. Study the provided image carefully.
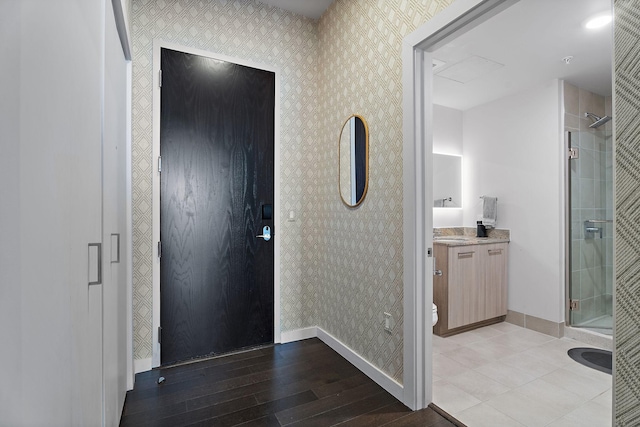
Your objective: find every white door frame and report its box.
[151,41,282,368]
[401,0,519,410]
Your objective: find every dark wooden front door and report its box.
[160,48,275,365]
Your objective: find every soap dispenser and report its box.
[476,220,487,238]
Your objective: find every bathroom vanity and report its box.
[433,230,509,336]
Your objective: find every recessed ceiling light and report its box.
[585,13,612,29]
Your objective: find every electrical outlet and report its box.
[384,312,392,332]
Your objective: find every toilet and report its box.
[432,303,438,326]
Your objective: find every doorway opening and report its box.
[403,0,613,413]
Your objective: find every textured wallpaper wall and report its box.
[315,0,455,383]
[130,0,319,359]
[130,0,455,379]
[614,1,640,424]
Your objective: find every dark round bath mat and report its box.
[567,347,612,375]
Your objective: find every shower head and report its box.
[585,112,612,128]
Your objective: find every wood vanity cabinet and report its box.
[433,242,508,336]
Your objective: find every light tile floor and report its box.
[432,322,612,427]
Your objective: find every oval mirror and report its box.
[339,115,369,207]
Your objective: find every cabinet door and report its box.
[483,243,508,319]
[448,247,484,329]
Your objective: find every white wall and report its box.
[462,80,564,323]
[433,104,464,228]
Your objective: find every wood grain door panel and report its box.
[160,48,275,365]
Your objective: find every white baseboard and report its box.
[278,327,404,401]
[134,357,152,374]
[316,328,404,402]
[280,326,318,343]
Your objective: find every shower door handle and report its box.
[584,220,610,238]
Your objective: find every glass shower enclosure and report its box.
[567,129,613,335]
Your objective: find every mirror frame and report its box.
[339,114,370,207]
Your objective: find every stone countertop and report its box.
[433,226,510,246]
[433,236,509,246]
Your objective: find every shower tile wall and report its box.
[564,81,613,324]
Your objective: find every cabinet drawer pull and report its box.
[488,249,503,255]
[457,251,474,258]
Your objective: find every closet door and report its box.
[64,1,104,422]
[4,1,129,424]
[9,0,104,425]
[102,0,129,424]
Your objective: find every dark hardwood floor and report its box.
[120,338,462,427]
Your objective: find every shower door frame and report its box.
[565,130,573,327]
[565,129,614,331]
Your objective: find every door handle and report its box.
[256,225,271,241]
[88,243,102,286]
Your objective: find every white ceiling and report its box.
[256,0,613,112]
[432,0,613,111]
[256,0,334,20]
